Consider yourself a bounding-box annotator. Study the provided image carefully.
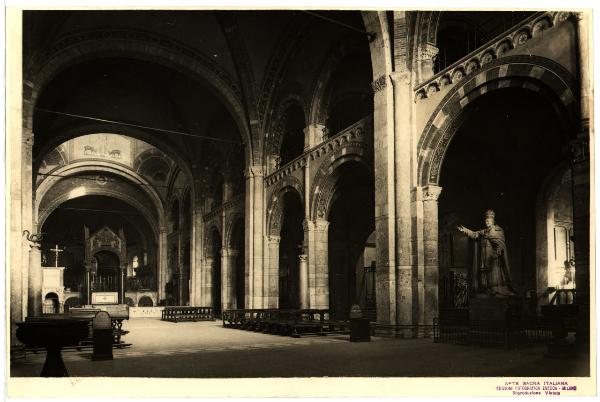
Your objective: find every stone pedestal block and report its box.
[469,296,522,328]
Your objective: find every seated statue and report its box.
[457,209,515,298]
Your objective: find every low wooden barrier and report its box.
[41,305,131,349]
[161,306,215,322]
[71,305,129,346]
[222,309,349,337]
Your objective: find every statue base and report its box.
[467,296,528,348]
[469,295,522,328]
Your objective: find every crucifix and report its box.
[49,244,65,267]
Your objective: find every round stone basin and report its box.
[16,317,90,377]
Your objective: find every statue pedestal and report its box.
[469,296,521,328]
[468,296,524,347]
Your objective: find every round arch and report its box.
[36,160,165,215]
[361,11,394,82]
[34,123,194,189]
[204,224,223,257]
[24,29,253,161]
[310,150,372,221]
[417,55,578,186]
[266,95,307,168]
[308,36,372,129]
[35,161,164,236]
[267,177,304,237]
[39,188,160,242]
[225,213,245,250]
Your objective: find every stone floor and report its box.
[10,318,590,378]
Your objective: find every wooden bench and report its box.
[161,306,215,322]
[222,308,349,337]
[40,304,131,349]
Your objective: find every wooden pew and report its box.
[72,304,130,346]
[161,306,215,322]
[222,308,350,338]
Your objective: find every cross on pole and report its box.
[49,244,65,267]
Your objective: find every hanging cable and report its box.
[39,206,145,216]
[36,171,192,191]
[35,107,244,145]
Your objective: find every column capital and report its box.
[314,218,330,232]
[303,218,329,232]
[298,254,308,263]
[221,247,239,257]
[371,74,388,93]
[423,185,443,201]
[302,219,313,232]
[244,165,265,178]
[389,71,411,86]
[267,235,281,244]
[417,43,439,62]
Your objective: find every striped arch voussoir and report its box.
[417,55,578,186]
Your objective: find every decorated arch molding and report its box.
[35,160,165,228]
[310,143,372,221]
[265,94,307,162]
[266,175,304,236]
[308,36,371,127]
[225,213,245,249]
[38,187,159,242]
[24,28,253,163]
[33,125,195,198]
[417,55,578,186]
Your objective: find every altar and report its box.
[84,225,128,305]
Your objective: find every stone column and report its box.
[203,257,214,307]
[303,123,327,150]
[9,71,26,345]
[119,264,127,304]
[573,12,590,353]
[265,235,280,308]
[391,70,415,333]
[221,248,238,311]
[158,227,168,302]
[22,128,35,320]
[371,74,397,329]
[304,218,329,309]
[244,165,266,308]
[84,261,92,305]
[190,198,204,307]
[298,254,309,309]
[422,186,442,335]
[177,201,185,305]
[26,235,43,317]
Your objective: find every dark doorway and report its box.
[278,191,304,309]
[230,218,245,309]
[328,161,375,319]
[210,228,222,315]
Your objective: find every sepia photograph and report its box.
[4,1,596,397]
